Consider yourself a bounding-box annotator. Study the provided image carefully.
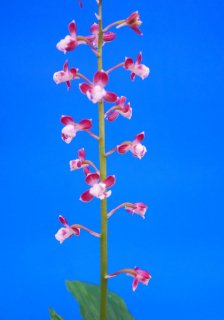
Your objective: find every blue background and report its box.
[1,0,224,319]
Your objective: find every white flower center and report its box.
[89,85,106,103]
[89,183,106,198]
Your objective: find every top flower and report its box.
[79,71,117,104]
[117,11,142,35]
[124,52,150,80]
[56,20,86,53]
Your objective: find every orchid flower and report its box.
[124,52,150,80]
[107,201,147,219]
[86,23,116,49]
[69,148,88,171]
[125,202,147,219]
[105,266,151,291]
[55,215,100,244]
[56,20,88,53]
[80,172,115,202]
[105,96,132,121]
[79,70,117,103]
[117,11,142,35]
[69,148,99,174]
[60,115,92,144]
[55,215,80,243]
[117,132,147,159]
[53,61,79,90]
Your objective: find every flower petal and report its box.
[80,190,94,202]
[71,226,80,236]
[78,148,86,160]
[117,143,131,154]
[136,51,142,64]
[102,175,115,188]
[78,119,92,130]
[107,110,119,122]
[68,20,77,37]
[85,172,100,186]
[59,215,68,226]
[103,32,116,42]
[93,70,108,87]
[134,132,145,143]
[66,80,71,90]
[79,82,92,94]
[60,115,75,125]
[90,22,99,34]
[104,92,117,102]
[124,57,134,69]
[132,278,139,292]
[63,60,69,72]
[117,96,126,106]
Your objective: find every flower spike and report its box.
[79,70,117,104]
[124,52,150,80]
[53,61,79,90]
[105,267,151,291]
[80,173,115,202]
[117,132,147,159]
[60,115,92,143]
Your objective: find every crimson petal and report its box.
[80,190,94,202]
[85,172,100,186]
[79,119,92,130]
[78,148,86,160]
[93,70,108,87]
[79,82,92,94]
[102,175,115,188]
[59,215,68,226]
[68,20,77,36]
[104,92,117,102]
[60,115,75,125]
[117,143,131,154]
[134,132,145,143]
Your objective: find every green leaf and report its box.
[66,280,135,320]
[49,307,64,320]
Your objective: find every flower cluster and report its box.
[53,6,151,301]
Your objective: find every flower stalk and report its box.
[97,1,108,319]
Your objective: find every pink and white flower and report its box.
[53,60,78,90]
[80,172,115,202]
[56,20,86,53]
[55,215,80,244]
[60,115,92,143]
[105,266,151,291]
[69,148,88,171]
[105,96,132,121]
[79,70,117,103]
[117,132,147,159]
[125,202,148,219]
[124,52,150,80]
[86,23,116,48]
[117,11,142,35]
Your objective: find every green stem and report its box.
[98,1,108,319]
